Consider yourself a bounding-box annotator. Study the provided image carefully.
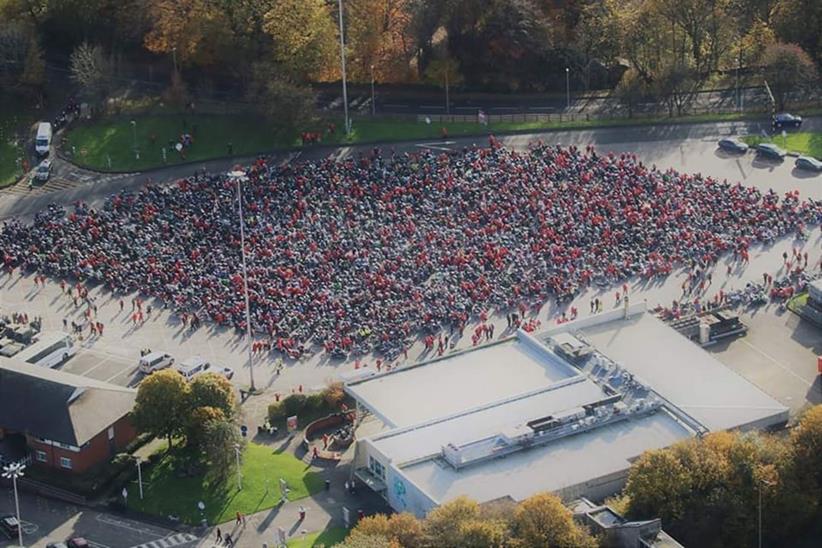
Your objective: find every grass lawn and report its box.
[742,132,822,158]
[127,442,324,525]
[287,527,348,548]
[64,108,786,172]
[65,113,293,172]
[786,292,809,314]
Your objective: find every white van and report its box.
[175,356,211,380]
[139,351,174,374]
[35,122,52,155]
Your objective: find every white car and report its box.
[139,351,174,374]
[34,159,52,182]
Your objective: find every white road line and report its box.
[95,513,165,538]
[77,357,112,377]
[739,339,812,387]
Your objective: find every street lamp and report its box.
[2,461,25,548]
[336,0,351,134]
[234,443,243,490]
[445,59,450,115]
[565,67,570,111]
[130,120,139,160]
[370,64,376,116]
[228,170,256,393]
[197,500,206,526]
[172,47,178,74]
[135,457,144,500]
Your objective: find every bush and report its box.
[268,401,285,422]
[282,393,307,415]
[267,384,351,424]
[324,382,345,408]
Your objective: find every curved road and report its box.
[1,116,819,222]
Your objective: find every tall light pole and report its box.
[370,64,376,116]
[135,457,144,500]
[130,120,139,160]
[445,59,451,115]
[757,476,774,548]
[229,170,256,393]
[3,461,25,548]
[234,444,243,490]
[336,0,351,134]
[172,47,178,74]
[565,67,570,110]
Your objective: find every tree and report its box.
[188,372,236,419]
[614,68,648,118]
[69,41,112,101]
[457,518,509,547]
[0,21,28,87]
[790,404,822,495]
[351,513,424,547]
[761,42,818,110]
[511,492,596,548]
[624,448,692,525]
[654,63,700,116]
[337,535,397,548]
[572,0,619,89]
[132,369,189,449]
[772,0,822,67]
[248,63,319,135]
[263,0,338,81]
[19,36,45,97]
[423,496,480,547]
[203,416,244,481]
[347,0,417,82]
[185,405,226,450]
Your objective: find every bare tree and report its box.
[70,42,112,101]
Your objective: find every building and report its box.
[0,358,137,473]
[570,497,684,548]
[345,303,788,517]
[803,278,822,325]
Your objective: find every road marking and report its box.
[420,105,444,110]
[416,141,457,152]
[95,513,165,538]
[76,356,112,377]
[88,541,111,548]
[130,533,198,548]
[739,339,812,387]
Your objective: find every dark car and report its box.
[717,137,749,153]
[772,112,802,129]
[755,143,787,160]
[46,543,69,548]
[0,515,20,539]
[795,156,822,172]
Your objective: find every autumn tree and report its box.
[186,405,226,450]
[203,414,244,481]
[263,0,338,81]
[188,372,237,419]
[511,492,596,548]
[761,42,818,110]
[347,0,416,82]
[614,68,649,118]
[132,369,189,449]
[247,62,319,134]
[790,404,822,495]
[772,0,822,66]
[423,496,509,546]
[348,513,424,547]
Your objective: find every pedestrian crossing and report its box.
[130,532,198,548]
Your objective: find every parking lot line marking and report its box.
[739,339,812,387]
[76,357,111,377]
[105,366,137,384]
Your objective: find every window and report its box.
[107,426,115,440]
[35,450,47,462]
[368,456,385,480]
[59,457,72,470]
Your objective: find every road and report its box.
[0,492,197,548]
[1,116,819,223]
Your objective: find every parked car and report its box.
[717,137,749,153]
[138,351,174,374]
[34,159,52,182]
[175,356,211,381]
[34,121,52,155]
[67,538,90,548]
[214,365,235,380]
[46,543,69,548]
[772,112,802,129]
[794,156,822,172]
[0,515,20,539]
[755,143,787,160]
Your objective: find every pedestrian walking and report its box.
[216,528,222,542]
[236,511,242,525]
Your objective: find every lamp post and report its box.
[370,64,376,116]
[172,47,178,74]
[130,120,139,160]
[445,59,450,115]
[757,476,774,548]
[336,0,351,134]
[2,461,25,548]
[565,67,570,110]
[135,457,144,500]
[234,443,243,490]
[229,170,256,393]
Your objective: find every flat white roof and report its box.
[347,337,577,428]
[401,411,690,505]
[371,377,606,464]
[573,310,788,431]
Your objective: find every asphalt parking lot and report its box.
[706,307,822,416]
[59,348,141,388]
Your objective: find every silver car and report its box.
[34,159,52,181]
